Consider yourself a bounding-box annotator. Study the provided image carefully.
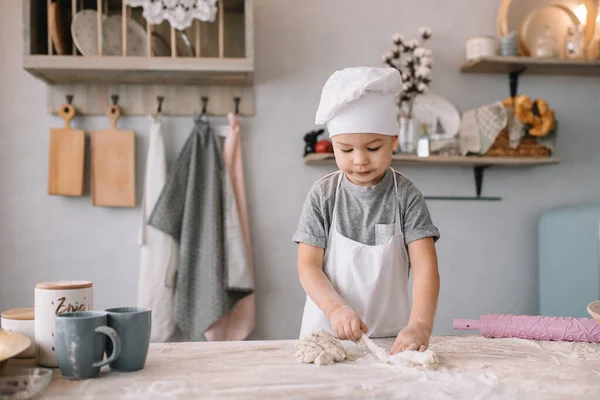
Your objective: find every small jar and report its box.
[565,25,587,59]
[1,308,36,358]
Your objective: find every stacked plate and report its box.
[70,9,195,57]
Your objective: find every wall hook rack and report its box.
[425,166,502,201]
[233,96,241,115]
[201,96,209,115]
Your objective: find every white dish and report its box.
[71,9,102,56]
[587,300,600,323]
[150,31,195,57]
[411,93,461,139]
[103,15,148,56]
[151,32,171,56]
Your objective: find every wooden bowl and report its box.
[0,330,32,372]
[587,300,600,323]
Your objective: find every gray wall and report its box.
[1,0,599,340]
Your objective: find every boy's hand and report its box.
[391,324,430,354]
[328,305,367,341]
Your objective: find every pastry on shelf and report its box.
[508,95,556,137]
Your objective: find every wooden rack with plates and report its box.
[23,0,255,116]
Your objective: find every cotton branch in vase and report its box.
[382,27,433,120]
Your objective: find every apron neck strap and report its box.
[390,168,403,231]
[333,169,402,230]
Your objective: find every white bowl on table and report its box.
[587,300,600,323]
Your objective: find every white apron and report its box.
[300,169,410,338]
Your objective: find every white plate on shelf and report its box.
[151,31,171,56]
[411,93,461,139]
[103,15,148,56]
[71,9,103,56]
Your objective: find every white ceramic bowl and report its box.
[586,300,600,323]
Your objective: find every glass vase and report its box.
[565,25,587,60]
[398,116,420,154]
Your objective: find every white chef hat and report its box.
[315,67,402,137]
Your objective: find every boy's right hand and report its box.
[328,305,367,341]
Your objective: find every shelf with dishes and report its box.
[460,56,600,76]
[304,153,559,201]
[463,1,600,96]
[23,0,254,116]
[303,153,560,167]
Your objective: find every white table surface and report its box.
[7,335,600,399]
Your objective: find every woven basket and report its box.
[485,129,550,157]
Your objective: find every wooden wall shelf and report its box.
[23,56,253,86]
[23,0,255,116]
[460,56,600,76]
[304,153,560,167]
[304,153,560,201]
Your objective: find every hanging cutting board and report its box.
[48,103,85,196]
[91,105,136,207]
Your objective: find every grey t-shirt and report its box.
[293,169,440,248]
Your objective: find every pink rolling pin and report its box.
[453,314,600,342]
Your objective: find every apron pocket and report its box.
[375,223,395,245]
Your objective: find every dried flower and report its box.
[402,56,415,68]
[420,27,433,40]
[392,33,404,45]
[413,47,430,58]
[420,56,434,68]
[416,66,431,79]
[382,51,394,63]
[405,40,419,51]
[382,27,434,118]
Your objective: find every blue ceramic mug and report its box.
[105,307,151,372]
[54,311,121,380]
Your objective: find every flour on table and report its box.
[359,334,439,368]
[295,330,350,366]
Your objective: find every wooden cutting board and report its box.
[91,105,136,207]
[48,103,85,196]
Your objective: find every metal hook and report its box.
[111,94,119,105]
[233,96,241,115]
[66,95,74,105]
[157,96,164,114]
[201,96,209,115]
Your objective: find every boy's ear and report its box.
[392,135,399,151]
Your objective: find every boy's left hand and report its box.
[391,324,430,354]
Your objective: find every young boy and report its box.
[293,67,440,354]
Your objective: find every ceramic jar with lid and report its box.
[35,280,93,367]
[0,308,36,358]
[466,36,499,60]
